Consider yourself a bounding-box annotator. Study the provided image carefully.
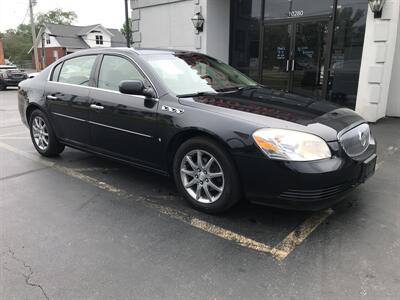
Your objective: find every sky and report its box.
[0,0,128,31]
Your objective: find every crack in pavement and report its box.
[6,249,50,300]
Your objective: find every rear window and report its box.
[56,55,97,86]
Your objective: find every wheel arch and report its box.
[26,103,46,124]
[166,128,238,175]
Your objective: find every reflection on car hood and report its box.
[179,86,364,141]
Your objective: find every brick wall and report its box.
[32,47,66,69]
[0,38,5,65]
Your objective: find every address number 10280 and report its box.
[289,10,304,17]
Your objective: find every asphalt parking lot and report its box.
[1,88,400,300]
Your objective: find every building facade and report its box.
[31,23,126,68]
[131,0,400,122]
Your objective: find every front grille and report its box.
[339,123,371,158]
[279,184,353,201]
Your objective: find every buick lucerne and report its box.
[18,48,377,213]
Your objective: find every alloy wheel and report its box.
[32,116,49,151]
[180,149,225,204]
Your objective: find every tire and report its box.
[0,81,6,91]
[173,137,241,213]
[29,109,65,157]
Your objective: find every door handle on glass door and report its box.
[286,60,290,72]
[90,104,104,110]
[46,95,58,100]
[292,60,295,71]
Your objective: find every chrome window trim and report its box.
[52,112,86,122]
[47,51,160,98]
[47,81,156,100]
[51,112,153,139]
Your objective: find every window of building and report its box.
[264,0,333,20]
[328,0,368,108]
[46,34,50,44]
[95,35,104,45]
[52,50,59,62]
[98,55,146,91]
[230,0,263,81]
[58,55,97,86]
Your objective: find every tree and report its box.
[120,18,132,45]
[36,8,77,29]
[2,24,33,66]
[1,9,77,67]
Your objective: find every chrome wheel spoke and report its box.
[208,181,223,193]
[185,178,197,188]
[203,185,213,202]
[185,155,197,170]
[204,157,214,171]
[195,184,202,200]
[181,168,195,176]
[197,150,203,168]
[209,172,223,179]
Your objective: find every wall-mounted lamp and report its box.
[191,12,204,34]
[368,0,386,18]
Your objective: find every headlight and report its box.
[252,128,331,161]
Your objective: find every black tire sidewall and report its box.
[173,137,241,213]
[29,110,64,157]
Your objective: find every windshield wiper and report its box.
[177,91,218,98]
[215,85,261,94]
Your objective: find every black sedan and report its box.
[18,48,377,213]
[0,65,28,90]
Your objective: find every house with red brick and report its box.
[31,23,126,68]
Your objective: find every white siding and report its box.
[138,0,195,50]
[132,0,230,62]
[44,28,60,48]
[356,0,400,121]
[82,27,112,48]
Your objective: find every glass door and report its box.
[261,23,292,91]
[261,18,329,97]
[291,20,329,97]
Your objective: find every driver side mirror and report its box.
[119,80,156,98]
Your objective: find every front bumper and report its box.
[4,78,27,86]
[235,142,377,211]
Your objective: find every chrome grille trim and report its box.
[339,123,371,158]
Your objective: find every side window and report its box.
[98,55,146,92]
[58,55,97,86]
[51,62,63,81]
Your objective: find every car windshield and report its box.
[143,52,258,96]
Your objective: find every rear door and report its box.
[88,54,160,168]
[45,55,98,146]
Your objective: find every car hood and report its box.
[179,87,364,142]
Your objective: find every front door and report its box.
[262,18,329,98]
[88,54,160,169]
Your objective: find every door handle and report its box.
[46,95,58,100]
[90,104,104,110]
[286,60,290,72]
[292,60,295,71]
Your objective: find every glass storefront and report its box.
[230,0,368,109]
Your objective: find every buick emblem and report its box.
[358,130,368,147]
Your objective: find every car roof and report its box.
[0,65,17,69]
[66,47,199,57]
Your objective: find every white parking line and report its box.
[272,209,334,261]
[0,130,29,137]
[0,141,330,261]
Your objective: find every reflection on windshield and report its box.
[143,53,258,95]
